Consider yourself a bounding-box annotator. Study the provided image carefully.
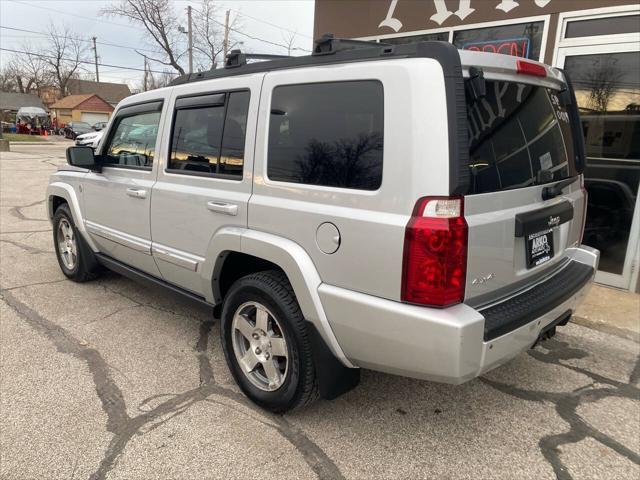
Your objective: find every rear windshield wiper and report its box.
[542,176,577,201]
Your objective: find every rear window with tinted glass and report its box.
[466,80,577,194]
[267,81,383,190]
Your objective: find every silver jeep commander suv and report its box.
[47,36,599,412]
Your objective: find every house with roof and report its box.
[50,94,114,126]
[0,91,47,123]
[40,80,131,110]
[66,79,131,107]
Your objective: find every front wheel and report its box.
[220,270,318,412]
[53,204,101,282]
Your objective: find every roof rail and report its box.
[312,33,388,56]
[225,50,290,69]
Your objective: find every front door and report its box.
[83,100,165,276]
[150,77,261,297]
[557,43,640,290]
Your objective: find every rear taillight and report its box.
[579,175,588,245]
[516,60,547,77]
[401,196,468,307]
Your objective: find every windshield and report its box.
[465,80,577,194]
[74,122,91,128]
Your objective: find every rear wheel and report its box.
[220,270,318,412]
[53,204,101,282]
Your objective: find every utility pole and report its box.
[223,9,230,60]
[187,5,193,74]
[143,56,149,92]
[92,37,100,82]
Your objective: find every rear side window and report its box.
[267,81,383,190]
[466,80,577,194]
[169,91,250,178]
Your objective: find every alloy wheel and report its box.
[231,301,289,391]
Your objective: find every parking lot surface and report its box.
[1,143,639,480]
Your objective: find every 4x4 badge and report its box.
[472,273,495,286]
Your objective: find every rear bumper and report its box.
[320,245,598,383]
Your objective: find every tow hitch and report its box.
[531,310,572,348]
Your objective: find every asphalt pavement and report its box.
[1,143,639,480]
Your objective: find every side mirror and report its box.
[66,146,100,171]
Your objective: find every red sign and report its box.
[462,37,530,58]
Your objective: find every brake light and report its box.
[401,196,468,307]
[516,60,547,77]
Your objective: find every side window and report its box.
[267,81,384,190]
[168,90,250,178]
[103,111,161,168]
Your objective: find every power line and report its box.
[0,47,170,75]
[6,0,139,30]
[227,8,313,39]
[189,5,310,53]
[0,25,165,55]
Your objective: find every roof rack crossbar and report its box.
[225,50,291,69]
[313,33,389,56]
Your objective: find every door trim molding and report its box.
[85,220,152,254]
[152,243,202,272]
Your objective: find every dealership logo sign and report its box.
[379,0,553,31]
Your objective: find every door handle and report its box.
[126,188,147,199]
[206,201,238,216]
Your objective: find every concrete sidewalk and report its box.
[575,284,640,343]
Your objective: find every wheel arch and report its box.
[47,182,98,251]
[202,227,355,371]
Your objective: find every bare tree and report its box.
[102,0,186,75]
[11,41,52,95]
[585,57,624,112]
[192,0,242,70]
[281,31,297,56]
[148,69,176,90]
[0,67,18,92]
[42,24,89,96]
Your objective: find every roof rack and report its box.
[169,35,457,88]
[225,50,291,69]
[312,33,389,55]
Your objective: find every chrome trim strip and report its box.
[85,221,151,254]
[152,244,201,272]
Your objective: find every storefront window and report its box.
[564,51,640,275]
[565,15,640,38]
[453,21,544,60]
[382,32,449,45]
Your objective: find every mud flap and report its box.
[306,321,360,400]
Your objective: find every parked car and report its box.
[48,39,599,413]
[92,121,108,131]
[75,130,103,149]
[63,121,92,140]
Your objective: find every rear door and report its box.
[150,76,260,296]
[460,58,586,307]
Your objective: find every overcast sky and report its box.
[0,0,315,87]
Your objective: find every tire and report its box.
[53,203,101,282]
[220,270,318,413]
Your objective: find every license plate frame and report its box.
[526,229,554,268]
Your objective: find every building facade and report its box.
[314,0,640,292]
[50,94,114,126]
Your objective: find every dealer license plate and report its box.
[526,229,554,268]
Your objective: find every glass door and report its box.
[557,43,640,290]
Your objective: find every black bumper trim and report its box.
[480,261,593,341]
